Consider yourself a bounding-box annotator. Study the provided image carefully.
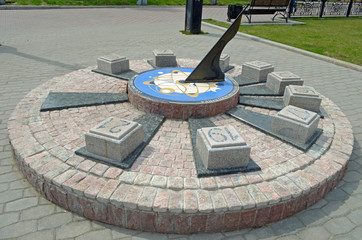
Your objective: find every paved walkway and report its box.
[0,6,361,240]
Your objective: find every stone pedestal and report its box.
[266,71,304,94]
[196,126,250,170]
[283,85,322,112]
[220,54,230,72]
[85,117,144,161]
[271,106,320,144]
[97,54,130,74]
[241,61,274,81]
[153,50,177,67]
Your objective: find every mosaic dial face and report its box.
[129,68,239,104]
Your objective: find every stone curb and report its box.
[202,22,362,73]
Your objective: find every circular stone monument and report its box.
[128,67,239,119]
[8,59,353,234]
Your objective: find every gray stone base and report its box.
[266,71,304,94]
[76,113,165,169]
[147,59,179,69]
[97,54,130,74]
[153,50,177,67]
[188,118,260,177]
[241,61,274,81]
[270,106,320,144]
[196,126,250,170]
[85,118,144,162]
[283,85,322,112]
[220,54,231,72]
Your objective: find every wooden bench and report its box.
[244,0,291,23]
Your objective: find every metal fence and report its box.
[292,0,362,16]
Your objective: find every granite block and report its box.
[242,61,274,81]
[196,126,250,169]
[85,117,144,161]
[266,71,304,94]
[220,54,230,72]
[283,85,322,112]
[153,50,177,67]
[97,54,129,74]
[271,106,320,144]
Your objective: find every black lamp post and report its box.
[319,0,327,18]
[185,0,203,34]
[346,0,354,17]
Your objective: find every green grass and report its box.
[204,17,362,65]
[12,0,249,6]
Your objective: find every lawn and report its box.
[11,0,249,6]
[204,17,362,66]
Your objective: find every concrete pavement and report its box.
[0,6,361,239]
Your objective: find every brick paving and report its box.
[1,5,362,239]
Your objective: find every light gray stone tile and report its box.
[350,227,362,240]
[0,212,19,228]
[18,230,54,240]
[190,233,224,240]
[132,232,168,240]
[324,217,355,235]
[75,229,113,240]
[297,226,331,240]
[0,220,37,239]
[21,204,55,220]
[4,197,38,212]
[270,217,305,235]
[38,212,73,230]
[9,179,29,190]
[55,221,92,239]
[347,209,362,225]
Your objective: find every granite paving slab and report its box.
[227,106,323,151]
[239,84,283,96]
[40,92,128,111]
[231,74,267,86]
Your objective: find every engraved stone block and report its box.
[153,50,177,67]
[220,54,230,72]
[266,71,304,94]
[283,85,322,112]
[97,54,130,74]
[270,106,320,144]
[196,126,250,170]
[85,117,144,161]
[242,61,274,81]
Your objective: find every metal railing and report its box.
[291,0,361,17]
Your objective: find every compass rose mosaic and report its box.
[130,68,239,103]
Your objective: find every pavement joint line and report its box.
[202,21,362,73]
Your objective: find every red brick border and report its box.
[8,62,354,234]
[128,83,239,120]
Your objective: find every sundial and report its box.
[40,7,323,175]
[8,5,353,234]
